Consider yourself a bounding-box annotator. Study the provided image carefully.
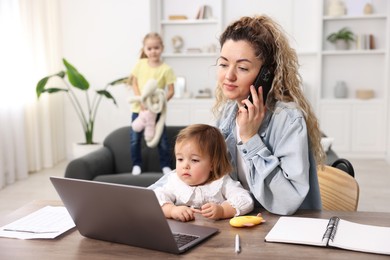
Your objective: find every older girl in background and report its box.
[130,32,175,175]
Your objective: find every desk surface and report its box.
[1,200,389,259]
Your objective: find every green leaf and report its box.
[108,77,128,86]
[63,58,89,90]
[326,27,355,43]
[36,77,49,98]
[42,88,69,94]
[57,71,66,78]
[97,90,117,105]
[36,71,67,98]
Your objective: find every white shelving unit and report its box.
[155,0,223,126]
[154,0,390,159]
[156,0,223,96]
[319,0,389,158]
[166,99,215,126]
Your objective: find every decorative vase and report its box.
[334,81,348,98]
[328,0,346,16]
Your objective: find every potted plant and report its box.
[326,27,355,50]
[36,58,127,150]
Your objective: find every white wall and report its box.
[59,0,320,158]
[59,0,153,158]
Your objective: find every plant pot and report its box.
[72,143,103,159]
[335,40,349,50]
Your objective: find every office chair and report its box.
[331,158,355,177]
[317,165,359,211]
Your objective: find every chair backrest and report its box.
[317,165,359,211]
[331,158,355,177]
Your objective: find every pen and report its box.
[235,234,241,254]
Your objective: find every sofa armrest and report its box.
[64,147,115,180]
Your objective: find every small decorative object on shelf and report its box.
[327,27,355,50]
[174,77,186,98]
[327,0,346,16]
[195,88,212,99]
[202,43,217,53]
[171,35,184,53]
[363,3,374,14]
[356,89,374,100]
[186,48,202,53]
[334,81,348,98]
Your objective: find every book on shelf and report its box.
[195,5,212,19]
[265,216,390,255]
[168,15,187,20]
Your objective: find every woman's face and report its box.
[217,40,262,104]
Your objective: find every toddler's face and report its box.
[175,140,212,186]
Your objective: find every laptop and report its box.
[50,177,218,254]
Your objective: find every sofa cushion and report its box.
[103,126,183,173]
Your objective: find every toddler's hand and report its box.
[171,206,195,222]
[200,203,223,220]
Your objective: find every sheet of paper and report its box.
[265,217,329,247]
[0,206,75,239]
[330,219,390,255]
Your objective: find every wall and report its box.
[59,0,152,158]
[59,0,321,159]
[58,0,390,162]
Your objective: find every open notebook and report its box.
[265,216,390,255]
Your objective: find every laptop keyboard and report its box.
[173,233,199,248]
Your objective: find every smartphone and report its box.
[245,66,274,109]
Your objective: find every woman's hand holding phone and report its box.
[238,85,266,143]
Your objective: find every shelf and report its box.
[323,14,387,21]
[297,51,319,56]
[320,98,383,104]
[161,19,218,25]
[322,49,386,55]
[170,98,214,103]
[162,52,217,58]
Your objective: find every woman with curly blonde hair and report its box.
[213,15,325,215]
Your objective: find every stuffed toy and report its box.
[131,110,157,141]
[128,79,167,148]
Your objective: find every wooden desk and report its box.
[1,200,389,259]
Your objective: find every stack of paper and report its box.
[0,206,75,239]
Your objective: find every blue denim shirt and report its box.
[217,101,321,215]
[150,101,322,215]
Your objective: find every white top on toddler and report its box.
[154,171,254,216]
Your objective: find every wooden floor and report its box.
[0,159,390,216]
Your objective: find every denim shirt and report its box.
[218,101,321,215]
[150,101,322,215]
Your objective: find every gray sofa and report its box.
[64,126,339,187]
[64,126,184,187]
